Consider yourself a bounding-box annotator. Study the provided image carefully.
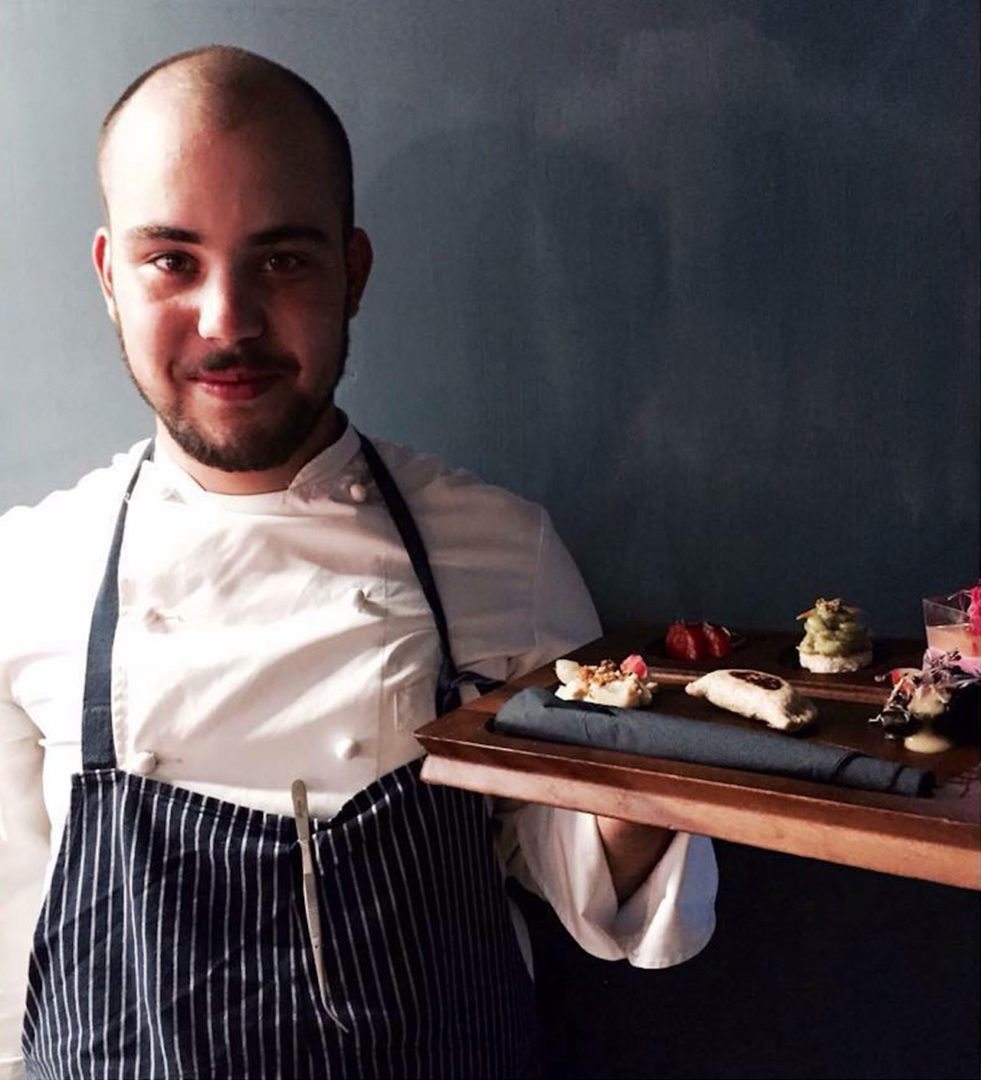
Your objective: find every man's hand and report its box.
[595,816,675,905]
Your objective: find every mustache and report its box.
[188,350,298,376]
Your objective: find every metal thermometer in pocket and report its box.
[291,778,347,1030]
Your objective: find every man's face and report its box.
[94,90,370,475]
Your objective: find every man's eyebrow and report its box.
[125,225,201,244]
[246,225,331,246]
[122,224,331,246]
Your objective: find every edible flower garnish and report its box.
[968,585,981,637]
[870,650,980,738]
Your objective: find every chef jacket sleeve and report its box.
[0,690,49,1080]
[496,509,718,967]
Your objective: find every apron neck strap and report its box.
[81,439,155,770]
[357,433,473,716]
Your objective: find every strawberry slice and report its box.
[702,622,732,658]
[620,654,649,679]
[665,622,707,661]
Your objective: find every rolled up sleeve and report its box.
[511,803,717,966]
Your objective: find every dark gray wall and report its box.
[2,2,978,1077]
[344,0,980,637]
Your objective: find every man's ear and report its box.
[92,227,118,323]
[344,228,373,318]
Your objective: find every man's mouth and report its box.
[189,368,287,401]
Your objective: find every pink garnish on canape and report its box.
[620,654,649,679]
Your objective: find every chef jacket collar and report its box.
[137,413,363,514]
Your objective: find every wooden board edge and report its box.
[420,755,981,891]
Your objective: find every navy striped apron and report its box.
[22,435,536,1079]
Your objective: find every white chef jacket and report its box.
[0,422,717,1076]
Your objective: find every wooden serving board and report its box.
[416,630,980,890]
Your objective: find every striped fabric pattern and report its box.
[22,759,535,1079]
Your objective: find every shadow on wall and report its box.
[355,124,668,512]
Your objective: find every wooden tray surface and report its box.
[639,627,926,704]
[417,631,980,890]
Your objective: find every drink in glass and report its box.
[922,586,981,660]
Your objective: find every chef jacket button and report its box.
[333,737,359,760]
[351,588,368,612]
[131,750,158,776]
[348,482,367,503]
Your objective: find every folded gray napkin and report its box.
[493,687,934,797]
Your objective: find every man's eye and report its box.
[262,252,305,273]
[150,253,194,274]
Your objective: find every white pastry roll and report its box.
[685,669,817,731]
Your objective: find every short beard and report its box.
[117,323,349,473]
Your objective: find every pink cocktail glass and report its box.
[922,585,981,660]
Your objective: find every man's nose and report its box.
[196,269,265,343]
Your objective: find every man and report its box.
[0,46,716,1079]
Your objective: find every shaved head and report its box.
[98,45,354,233]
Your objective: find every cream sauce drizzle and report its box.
[903,725,953,755]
